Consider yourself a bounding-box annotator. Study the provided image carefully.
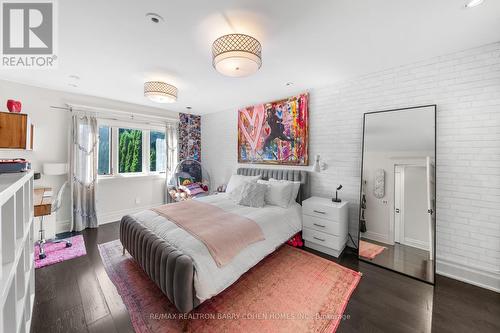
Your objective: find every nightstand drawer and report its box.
[302,228,343,250]
[303,202,343,221]
[303,215,341,236]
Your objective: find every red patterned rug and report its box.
[359,240,387,260]
[98,240,361,333]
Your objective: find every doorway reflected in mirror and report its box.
[358,105,436,284]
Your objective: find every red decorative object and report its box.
[287,232,303,247]
[6,99,22,113]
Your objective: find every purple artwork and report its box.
[179,113,201,162]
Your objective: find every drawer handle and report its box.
[313,236,325,242]
[313,210,326,215]
[313,223,325,228]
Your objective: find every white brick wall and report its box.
[202,42,500,291]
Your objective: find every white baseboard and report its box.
[97,203,164,225]
[402,237,429,252]
[53,203,165,233]
[437,258,500,293]
[361,230,391,245]
[55,220,71,234]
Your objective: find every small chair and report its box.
[37,181,72,260]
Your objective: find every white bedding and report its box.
[132,193,302,302]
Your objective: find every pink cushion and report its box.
[180,183,206,196]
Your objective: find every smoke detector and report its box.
[145,13,164,24]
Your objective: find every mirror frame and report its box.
[357,104,437,285]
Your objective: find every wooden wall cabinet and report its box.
[0,112,33,150]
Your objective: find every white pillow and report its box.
[236,182,267,208]
[269,178,301,206]
[257,179,293,208]
[226,174,261,198]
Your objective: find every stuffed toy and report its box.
[200,179,209,192]
[179,177,193,186]
[287,232,303,247]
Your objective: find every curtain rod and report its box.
[50,104,179,124]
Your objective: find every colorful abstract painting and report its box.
[238,93,309,165]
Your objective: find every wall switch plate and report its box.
[135,197,141,204]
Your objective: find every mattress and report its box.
[131,193,302,302]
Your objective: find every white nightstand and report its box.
[302,196,349,257]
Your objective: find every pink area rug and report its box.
[34,235,87,269]
[359,240,387,260]
[98,240,361,333]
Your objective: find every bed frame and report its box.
[119,167,308,313]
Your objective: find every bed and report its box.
[119,167,308,313]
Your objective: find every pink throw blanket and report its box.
[152,200,265,267]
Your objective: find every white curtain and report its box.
[156,138,166,172]
[70,114,98,231]
[165,122,179,203]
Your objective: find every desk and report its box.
[34,187,52,217]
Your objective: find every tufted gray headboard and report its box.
[237,167,309,204]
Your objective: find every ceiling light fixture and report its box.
[144,81,177,103]
[212,34,262,77]
[465,0,484,8]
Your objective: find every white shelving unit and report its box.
[0,171,35,333]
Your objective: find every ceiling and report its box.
[364,106,435,152]
[1,0,499,115]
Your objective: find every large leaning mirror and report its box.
[358,105,436,284]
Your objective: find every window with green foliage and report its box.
[98,126,111,175]
[97,124,167,177]
[118,128,143,173]
[150,131,166,172]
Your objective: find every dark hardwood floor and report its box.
[359,237,433,282]
[30,222,500,333]
[31,223,134,333]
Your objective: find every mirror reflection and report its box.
[358,105,436,283]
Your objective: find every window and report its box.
[118,128,143,173]
[97,124,167,178]
[98,126,111,175]
[150,131,166,172]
